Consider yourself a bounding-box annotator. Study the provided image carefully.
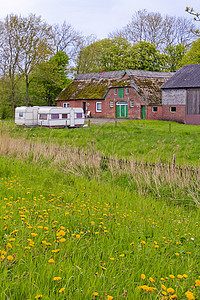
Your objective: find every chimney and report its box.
[100,69,105,74]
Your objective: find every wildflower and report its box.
[149,277,155,283]
[130,242,134,245]
[183,274,188,279]
[48,259,55,263]
[185,291,195,300]
[140,241,146,245]
[7,243,12,249]
[7,255,14,261]
[169,275,175,279]
[53,277,61,281]
[93,292,98,296]
[110,257,114,261]
[100,266,106,270]
[162,291,167,296]
[60,238,66,243]
[52,249,60,253]
[35,295,43,299]
[167,288,174,294]
[141,274,146,280]
[59,288,65,293]
[106,296,113,300]
[161,285,166,290]
[177,274,183,279]
[31,233,38,237]
[195,279,200,287]
[76,234,80,239]
[170,295,178,299]
[175,253,179,256]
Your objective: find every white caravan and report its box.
[15,106,85,128]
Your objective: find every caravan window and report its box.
[62,114,69,119]
[51,114,59,119]
[39,114,47,120]
[76,113,82,118]
[19,112,23,117]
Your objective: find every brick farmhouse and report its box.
[56,69,172,120]
[56,65,200,125]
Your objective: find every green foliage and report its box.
[164,44,187,71]
[29,51,70,106]
[182,38,200,64]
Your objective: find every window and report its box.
[170,107,176,112]
[62,114,69,119]
[96,102,102,112]
[39,114,47,120]
[110,100,114,107]
[125,88,129,94]
[114,89,117,95]
[76,113,82,118]
[118,88,124,98]
[152,106,158,112]
[130,100,134,107]
[51,114,59,119]
[19,112,23,117]
[63,103,70,108]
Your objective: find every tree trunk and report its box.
[25,75,29,106]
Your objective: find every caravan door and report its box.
[70,109,75,127]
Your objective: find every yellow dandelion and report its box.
[141,274,146,280]
[149,277,155,283]
[185,291,195,300]
[169,275,175,279]
[110,257,114,261]
[93,292,98,296]
[183,274,188,279]
[53,277,61,281]
[195,279,200,287]
[48,258,55,263]
[175,253,179,256]
[7,255,14,261]
[35,295,43,299]
[106,296,113,300]
[52,249,60,253]
[60,238,66,243]
[167,288,174,294]
[161,284,166,290]
[59,288,65,293]
[177,274,183,279]
[100,266,106,270]
[76,234,80,239]
[119,254,125,257]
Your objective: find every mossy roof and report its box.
[56,70,173,104]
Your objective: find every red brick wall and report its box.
[146,106,163,120]
[57,87,145,119]
[162,105,186,123]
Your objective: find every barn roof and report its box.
[161,64,200,89]
[56,69,173,104]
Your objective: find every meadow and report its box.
[0,120,199,300]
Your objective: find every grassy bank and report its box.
[0,156,199,299]
[3,119,200,165]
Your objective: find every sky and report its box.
[0,0,199,39]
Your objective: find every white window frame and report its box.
[130,100,134,107]
[63,103,70,108]
[170,106,176,113]
[152,106,158,112]
[96,102,102,112]
[110,100,114,108]
[125,88,129,94]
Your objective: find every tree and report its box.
[109,10,197,50]
[181,38,200,65]
[164,44,187,71]
[17,14,53,106]
[186,7,200,35]
[30,51,70,106]
[0,15,23,116]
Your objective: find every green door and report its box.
[116,102,128,118]
[141,106,146,119]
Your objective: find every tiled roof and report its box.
[162,64,200,89]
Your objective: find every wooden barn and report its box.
[56,69,173,119]
[161,64,200,125]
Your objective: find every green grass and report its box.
[4,119,200,165]
[0,120,199,299]
[0,156,199,299]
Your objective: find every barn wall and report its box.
[146,106,163,120]
[185,115,200,125]
[162,105,185,123]
[162,89,186,105]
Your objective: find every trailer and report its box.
[15,106,85,128]
[15,106,39,126]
